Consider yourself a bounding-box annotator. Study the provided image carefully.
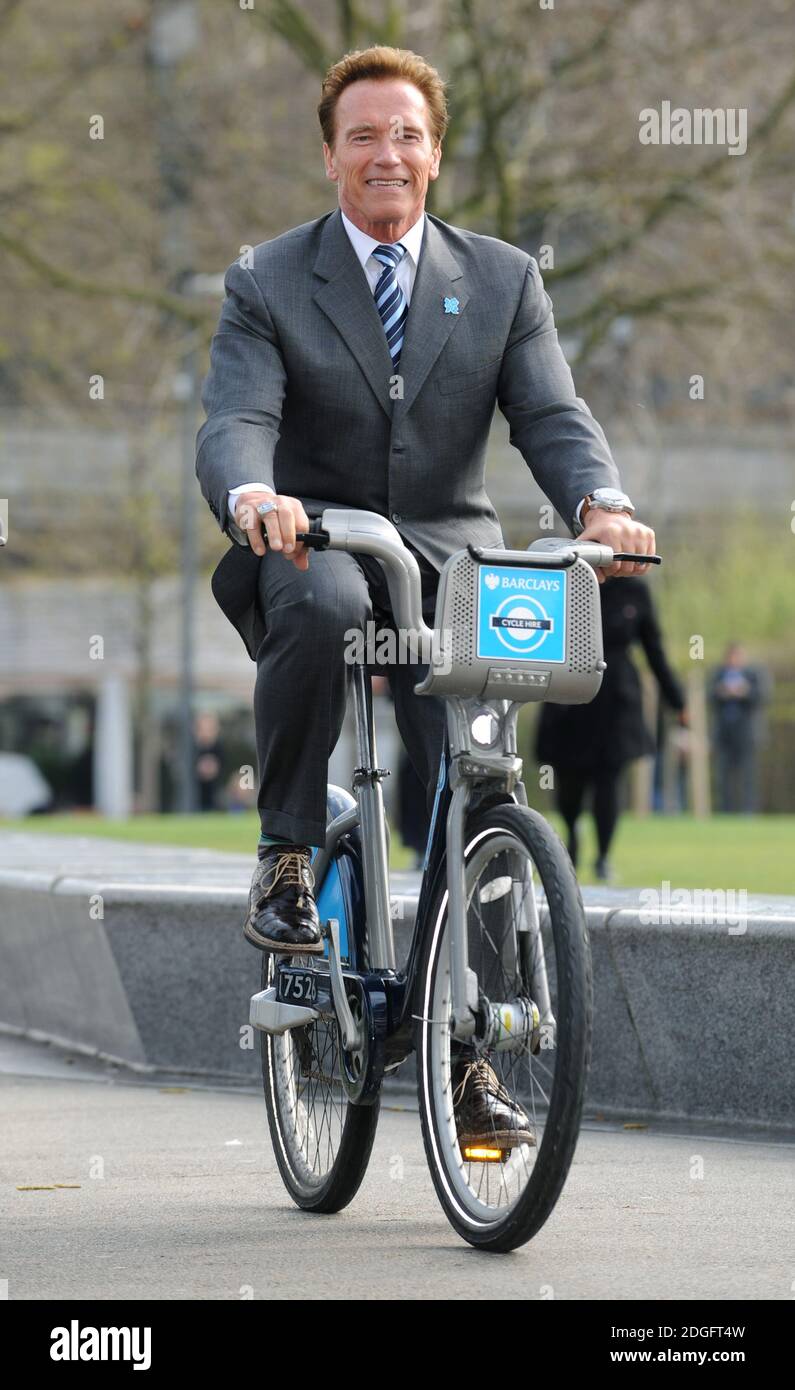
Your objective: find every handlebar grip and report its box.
[612,553,662,565]
[567,539,663,570]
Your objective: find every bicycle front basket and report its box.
[415,543,605,704]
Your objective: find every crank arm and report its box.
[324,917,363,1051]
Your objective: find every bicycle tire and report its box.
[415,802,592,1251]
[261,950,381,1213]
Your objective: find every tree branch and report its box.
[546,63,795,285]
[0,231,211,323]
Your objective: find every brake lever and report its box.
[612,553,662,564]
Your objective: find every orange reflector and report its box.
[462,1145,505,1163]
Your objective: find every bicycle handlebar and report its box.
[286,510,661,650]
[294,523,661,569]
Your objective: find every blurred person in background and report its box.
[709,643,768,814]
[536,575,686,882]
[193,711,224,813]
[396,746,430,867]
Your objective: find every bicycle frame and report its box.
[310,658,537,1066]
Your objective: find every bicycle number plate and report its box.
[477,564,567,664]
[276,966,331,1010]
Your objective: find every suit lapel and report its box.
[312,208,467,422]
[391,213,467,422]
[313,209,395,419]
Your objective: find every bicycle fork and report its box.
[444,698,553,1053]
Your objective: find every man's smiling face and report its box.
[323,78,442,242]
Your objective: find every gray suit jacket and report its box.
[196,207,621,659]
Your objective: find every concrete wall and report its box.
[0,833,792,1131]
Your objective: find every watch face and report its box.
[592,488,631,507]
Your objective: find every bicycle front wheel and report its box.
[416,803,592,1251]
[261,951,380,1213]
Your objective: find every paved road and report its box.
[1,1035,791,1301]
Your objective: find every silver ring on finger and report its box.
[256,500,279,516]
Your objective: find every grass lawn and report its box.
[2,811,793,894]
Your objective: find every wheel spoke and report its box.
[266,957,350,1186]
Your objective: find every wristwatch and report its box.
[572,487,635,536]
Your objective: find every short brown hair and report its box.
[318,45,449,150]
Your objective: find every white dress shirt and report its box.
[338,206,425,303]
[226,207,589,533]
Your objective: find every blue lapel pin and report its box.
[443,296,460,315]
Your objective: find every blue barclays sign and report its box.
[477,566,567,664]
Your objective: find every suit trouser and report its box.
[253,546,447,849]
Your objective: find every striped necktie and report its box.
[372,242,408,371]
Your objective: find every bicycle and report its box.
[249,508,660,1251]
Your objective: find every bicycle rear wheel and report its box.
[416,803,592,1251]
[261,950,380,1213]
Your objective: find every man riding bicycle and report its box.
[196,44,655,1144]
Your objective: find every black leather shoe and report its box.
[243,844,324,954]
[452,1057,536,1149]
